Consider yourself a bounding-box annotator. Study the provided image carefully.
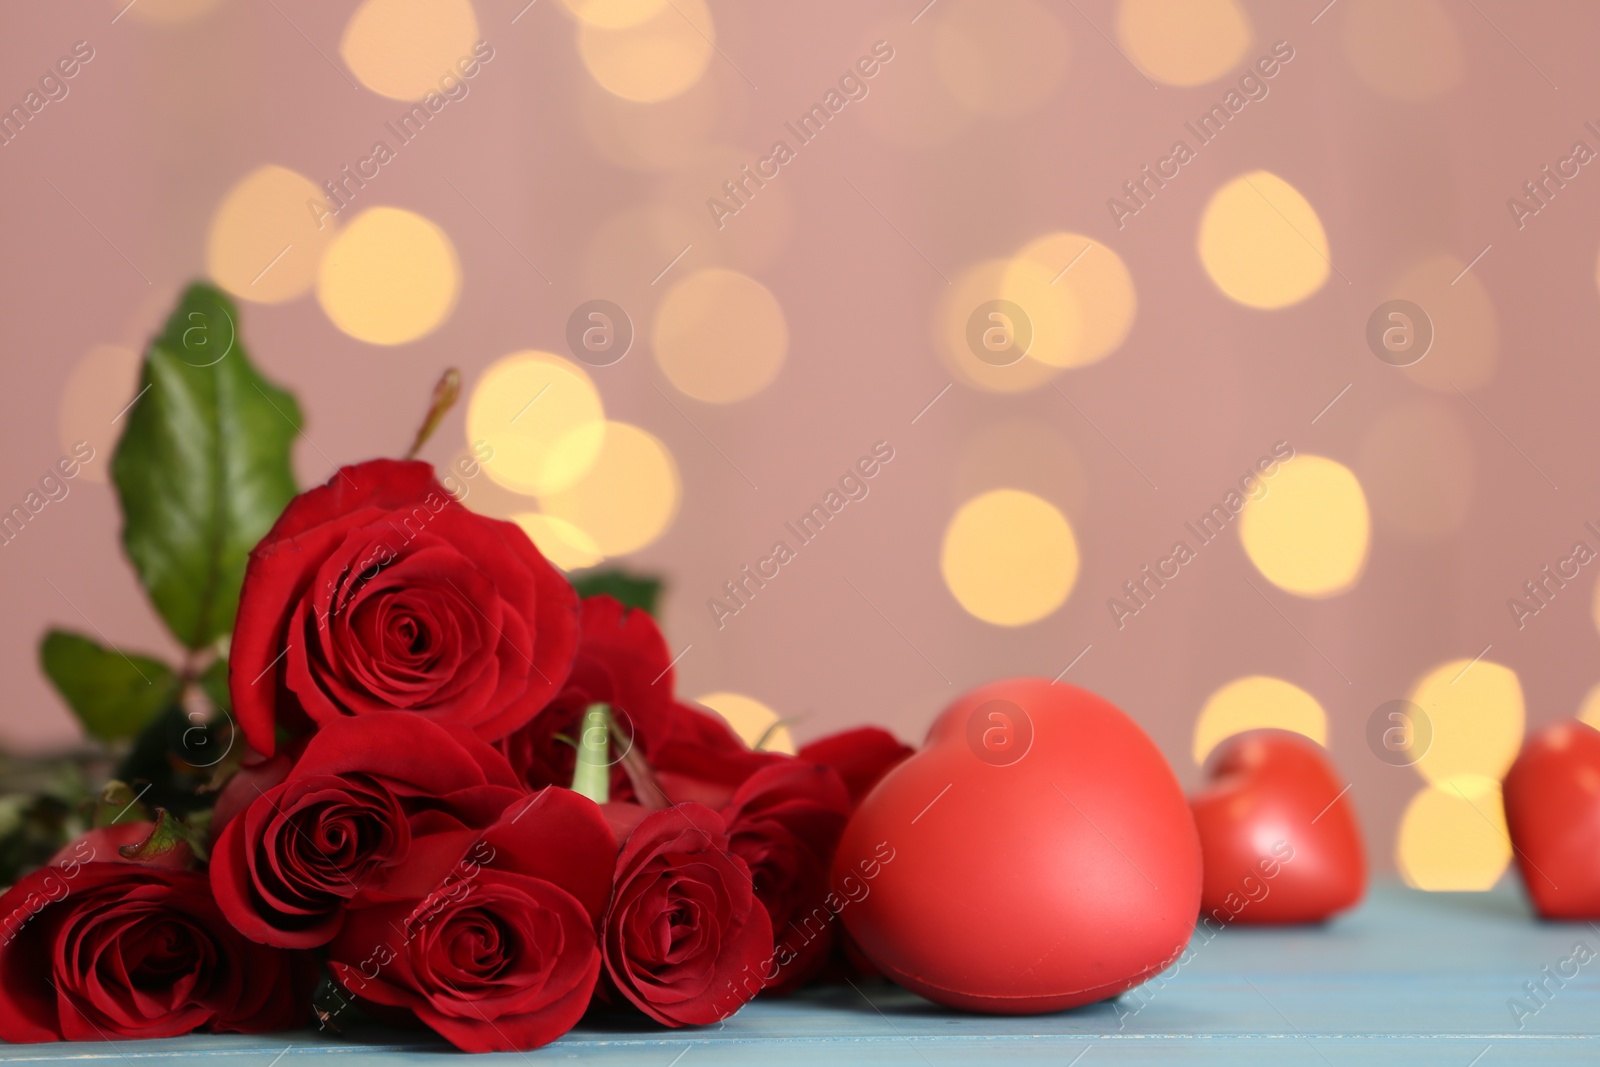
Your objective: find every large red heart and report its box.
[831,678,1200,1013]
[1503,719,1600,918]
[1189,730,1364,924]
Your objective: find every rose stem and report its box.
[570,703,611,804]
[403,368,462,460]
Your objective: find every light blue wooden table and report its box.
[4,883,1596,1065]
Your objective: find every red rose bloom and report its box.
[231,459,580,756]
[652,702,785,809]
[721,761,851,993]
[498,596,676,799]
[0,861,310,1042]
[328,788,615,1052]
[798,727,913,806]
[603,804,772,1026]
[211,712,526,948]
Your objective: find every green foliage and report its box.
[111,283,301,650]
[571,569,663,616]
[39,630,178,743]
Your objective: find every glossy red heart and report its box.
[831,678,1200,1013]
[1503,719,1600,918]
[1189,730,1364,924]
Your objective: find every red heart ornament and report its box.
[1503,719,1600,918]
[1189,730,1364,924]
[831,678,1200,1013]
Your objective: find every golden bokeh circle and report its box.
[941,489,1079,626]
[559,0,668,29]
[1198,171,1330,309]
[1408,658,1525,788]
[653,269,788,403]
[1192,675,1327,765]
[1117,0,1253,87]
[207,165,338,305]
[512,512,605,572]
[577,0,714,103]
[1238,454,1370,598]
[468,352,607,497]
[938,259,1065,393]
[1396,778,1511,891]
[538,421,681,556]
[316,207,460,345]
[340,0,481,101]
[695,691,797,755]
[1008,233,1136,368]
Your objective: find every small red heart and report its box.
[1189,730,1365,924]
[1503,720,1600,918]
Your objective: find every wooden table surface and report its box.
[4,882,1596,1065]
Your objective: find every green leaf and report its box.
[111,283,301,650]
[40,630,179,742]
[570,569,663,616]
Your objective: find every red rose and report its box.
[231,459,580,756]
[798,727,913,805]
[652,702,785,809]
[0,861,310,1041]
[327,788,615,1052]
[721,761,851,993]
[51,821,193,870]
[498,596,676,800]
[603,804,772,1026]
[211,712,526,947]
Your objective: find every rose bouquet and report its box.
[0,285,911,1051]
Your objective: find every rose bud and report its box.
[210,712,526,948]
[498,596,677,800]
[230,459,580,756]
[0,862,312,1041]
[721,761,851,994]
[798,727,913,806]
[603,803,772,1026]
[327,788,616,1053]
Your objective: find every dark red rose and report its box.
[51,821,193,871]
[603,803,772,1026]
[0,861,311,1041]
[498,596,676,800]
[328,788,615,1052]
[721,761,851,993]
[798,727,913,805]
[231,459,580,756]
[652,702,785,809]
[211,712,526,948]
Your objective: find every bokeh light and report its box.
[1578,681,1600,731]
[995,256,1082,372]
[1342,0,1462,101]
[1357,399,1475,541]
[1198,171,1330,309]
[1409,658,1525,788]
[941,489,1079,626]
[1238,454,1370,597]
[467,352,606,497]
[1192,675,1328,765]
[559,0,668,29]
[1008,233,1136,368]
[512,512,605,572]
[340,0,480,102]
[538,422,681,556]
[577,0,714,103]
[207,165,337,305]
[1390,255,1498,391]
[59,345,140,484]
[695,691,797,755]
[316,207,460,345]
[1396,778,1511,891]
[932,0,1070,118]
[653,269,788,403]
[1117,0,1253,87]
[939,259,1064,393]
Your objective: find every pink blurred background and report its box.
[3,0,1599,880]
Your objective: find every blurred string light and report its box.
[1191,676,1327,765]
[536,421,681,557]
[58,345,139,484]
[1357,400,1476,541]
[1198,170,1330,309]
[512,513,604,572]
[316,207,461,345]
[1005,234,1136,368]
[653,269,788,403]
[577,0,714,103]
[1390,255,1498,391]
[1397,659,1525,890]
[1117,0,1253,87]
[467,352,607,496]
[207,165,337,304]
[1342,0,1462,101]
[1238,454,1370,598]
[695,691,797,755]
[930,0,1069,118]
[941,489,1078,626]
[340,0,480,102]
